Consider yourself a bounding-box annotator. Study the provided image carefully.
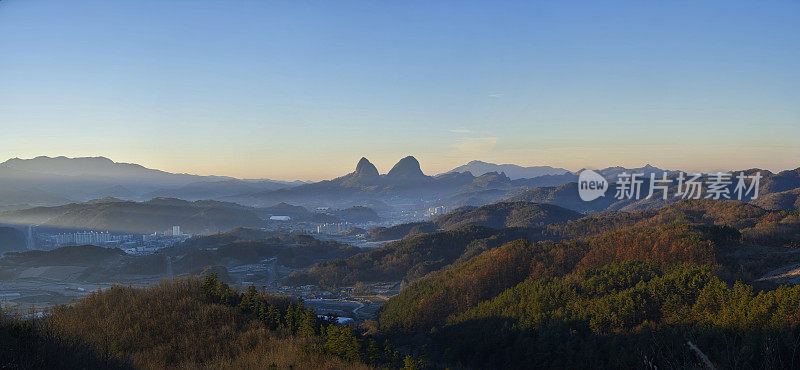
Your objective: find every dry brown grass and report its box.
[39,278,371,369]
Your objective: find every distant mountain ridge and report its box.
[145,179,290,201]
[446,160,570,179]
[227,156,800,214]
[3,156,182,179]
[509,167,800,213]
[0,197,266,234]
[226,156,505,207]
[3,155,798,218]
[585,164,679,180]
[0,156,300,205]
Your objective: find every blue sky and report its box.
[1,0,798,180]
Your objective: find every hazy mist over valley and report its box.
[2,1,800,369]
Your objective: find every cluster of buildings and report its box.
[46,231,136,248]
[315,222,355,234]
[390,204,448,222]
[158,225,187,237]
[425,206,447,217]
[31,225,191,254]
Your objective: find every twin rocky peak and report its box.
[347,156,429,185]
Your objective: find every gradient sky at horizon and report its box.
[1,0,798,181]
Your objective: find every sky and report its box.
[0,0,798,181]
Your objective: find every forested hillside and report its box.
[432,202,582,230]
[367,221,437,242]
[286,226,545,287]
[378,222,739,334]
[1,276,423,369]
[365,202,581,241]
[431,262,800,368]
[370,200,800,368]
[295,200,800,290]
[5,199,800,368]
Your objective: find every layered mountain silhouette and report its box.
[4,155,799,216]
[588,164,679,180]
[226,156,800,213]
[0,198,266,234]
[340,156,431,187]
[227,156,490,207]
[145,179,289,201]
[510,167,800,212]
[446,160,570,179]
[0,156,299,205]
